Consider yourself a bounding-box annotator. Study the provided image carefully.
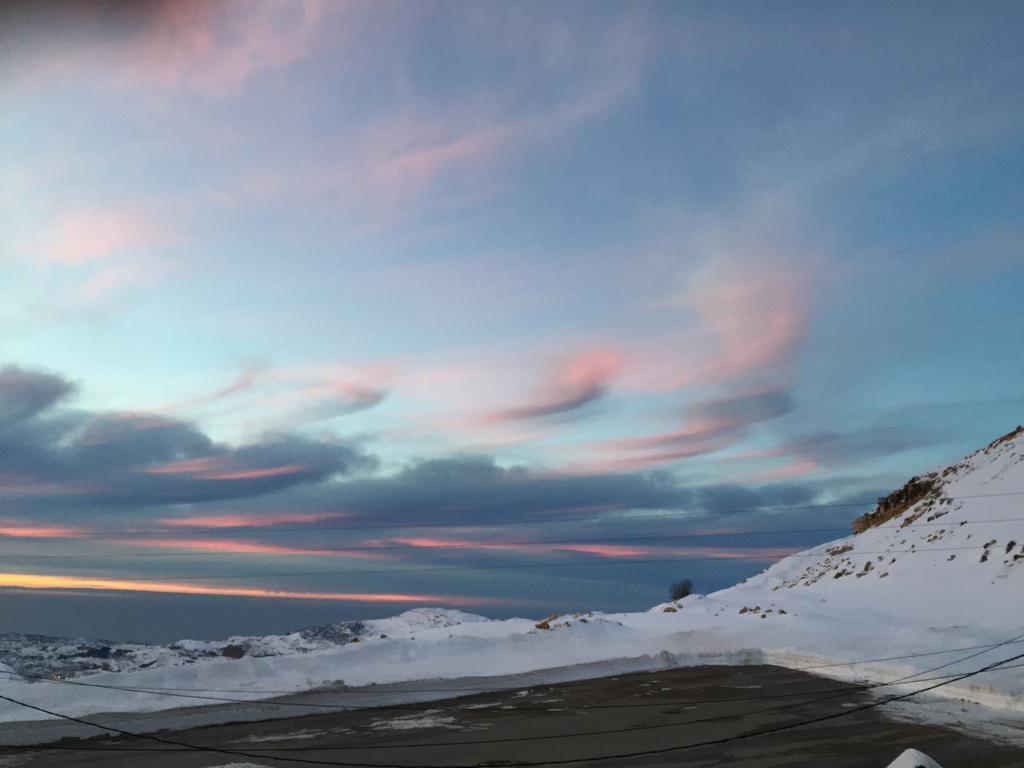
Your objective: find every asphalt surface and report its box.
[1,665,1022,767]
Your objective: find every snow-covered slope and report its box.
[2,427,1023,733]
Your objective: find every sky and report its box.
[0,0,1022,641]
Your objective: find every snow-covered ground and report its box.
[2,427,1023,744]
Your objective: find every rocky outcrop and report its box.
[852,474,941,533]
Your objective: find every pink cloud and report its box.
[121,537,392,560]
[38,204,175,302]
[141,457,308,481]
[371,122,518,197]
[684,259,806,385]
[159,511,350,529]
[594,387,794,471]
[260,362,394,424]
[565,440,729,474]
[749,457,820,483]
[12,1,329,97]
[153,367,265,413]
[246,59,643,219]
[488,348,622,422]
[0,521,86,539]
[123,0,326,95]
[142,457,225,476]
[638,253,811,392]
[202,465,308,481]
[380,536,798,561]
[45,208,167,266]
[607,420,731,452]
[569,251,812,472]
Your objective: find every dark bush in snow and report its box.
[669,579,693,601]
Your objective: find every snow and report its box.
[368,710,461,730]
[886,748,944,768]
[2,427,1023,744]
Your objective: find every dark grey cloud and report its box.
[0,365,375,507]
[0,366,75,425]
[206,453,825,536]
[496,383,606,421]
[781,409,970,468]
[689,389,795,429]
[318,455,691,524]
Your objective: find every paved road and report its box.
[1,665,1022,767]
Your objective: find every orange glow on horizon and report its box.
[0,572,488,605]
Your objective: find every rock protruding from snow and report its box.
[886,748,943,768]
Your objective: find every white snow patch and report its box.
[368,710,460,731]
[886,748,944,768]
[237,729,327,744]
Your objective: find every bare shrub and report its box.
[669,579,693,601]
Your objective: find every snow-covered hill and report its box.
[2,427,1023,734]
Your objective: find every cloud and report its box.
[490,349,621,422]
[123,0,326,95]
[44,207,169,266]
[374,535,797,562]
[236,364,393,430]
[780,423,954,469]
[290,385,388,423]
[0,520,84,539]
[0,365,376,507]
[0,572,490,606]
[676,252,808,387]
[362,16,645,205]
[617,388,795,452]
[262,453,820,532]
[591,387,795,471]
[154,366,265,413]
[3,0,328,96]
[0,366,75,425]
[159,511,350,529]
[120,536,393,560]
[0,365,837,578]
[36,204,176,302]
